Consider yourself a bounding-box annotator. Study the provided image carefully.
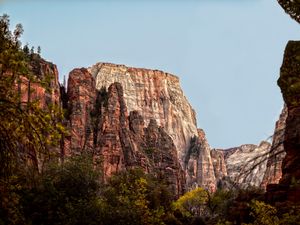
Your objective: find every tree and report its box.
[37,46,41,55]
[100,169,167,225]
[277,0,300,23]
[172,187,208,218]
[0,14,65,224]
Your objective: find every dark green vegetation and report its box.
[277,0,300,24]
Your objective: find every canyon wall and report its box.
[63,68,185,196]
[267,41,300,203]
[22,57,289,193]
[88,63,198,164]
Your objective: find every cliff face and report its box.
[20,55,61,107]
[184,129,216,191]
[21,58,288,193]
[88,63,198,164]
[267,41,300,203]
[222,142,271,187]
[63,68,185,196]
[261,106,287,189]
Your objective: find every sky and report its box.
[1,0,300,149]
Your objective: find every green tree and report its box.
[172,187,208,218]
[100,169,167,225]
[246,200,279,225]
[20,154,102,225]
[0,14,65,224]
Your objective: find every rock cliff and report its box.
[88,63,198,164]
[222,142,271,187]
[19,57,288,193]
[267,41,300,203]
[261,106,287,189]
[63,68,185,196]
[184,129,216,191]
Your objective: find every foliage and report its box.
[172,187,208,217]
[100,169,170,225]
[19,154,102,225]
[0,14,65,224]
[277,0,300,24]
[246,200,279,225]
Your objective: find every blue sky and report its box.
[1,0,300,148]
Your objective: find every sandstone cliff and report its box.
[267,41,300,203]
[63,68,185,196]
[88,63,198,164]
[184,129,216,191]
[261,106,287,189]
[19,57,288,193]
[222,142,271,187]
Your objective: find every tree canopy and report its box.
[278,0,300,23]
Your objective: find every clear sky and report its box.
[1,0,300,149]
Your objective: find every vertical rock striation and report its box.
[184,129,216,191]
[261,106,287,189]
[223,142,271,187]
[63,67,185,196]
[66,68,96,155]
[267,41,300,203]
[88,63,198,164]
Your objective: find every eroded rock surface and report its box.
[267,41,300,203]
[223,142,271,187]
[184,129,216,191]
[261,106,287,189]
[88,63,198,164]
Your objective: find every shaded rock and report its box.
[184,129,216,192]
[261,106,287,189]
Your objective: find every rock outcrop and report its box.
[267,41,300,203]
[20,54,61,107]
[261,106,287,189]
[63,68,185,196]
[88,63,198,164]
[222,142,271,187]
[19,57,289,193]
[184,129,216,191]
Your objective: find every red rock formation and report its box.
[261,106,287,189]
[211,149,227,182]
[20,55,60,107]
[63,68,185,196]
[88,63,198,165]
[66,68,96,155]
[185,129,216,192]
[267,41,300,203]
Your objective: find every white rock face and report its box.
[224,141,271,187]
[88,62,198,164]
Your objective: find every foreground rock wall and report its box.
[267,41,300,203]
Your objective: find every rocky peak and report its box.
[88,62,198,164]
